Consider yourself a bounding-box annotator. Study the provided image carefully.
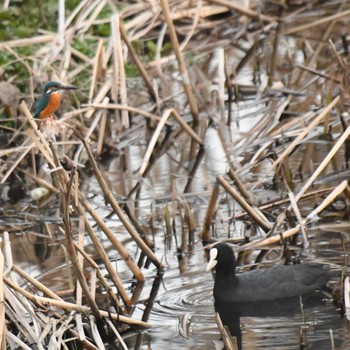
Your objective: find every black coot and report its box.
[206,242,332,303]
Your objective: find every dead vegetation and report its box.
[1,0,350,348]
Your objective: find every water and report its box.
[121,238,347,350]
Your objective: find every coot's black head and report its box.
[206,243,237,275]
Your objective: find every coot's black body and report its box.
[207,243,332,303]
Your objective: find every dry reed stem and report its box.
[89,40,105,103]
[170,108,203,144]
[210,0,276,22]
[119,19,156,100]
[214,312,238,350]
[160,0,200,123]
[96,106,108,156]
[76,132,164,270]
[11,265,63,301]
[235,187,334,219]
[170,4,228,21]
[85,80,112,120]
[268,13,283,87]
[201,183,220,240]
[265,104,305,138]
[238,180,349,251]
[71,199,132,306]
[344,276,350,322]
[6,332,32,350]
[273,96,340,168]
[4,277,152,328]
[306,181,348,220]
[285,9,350,35]
[288,191,308,248]
[140,108,203,176]
[227,168,254,206]
[0,141,34,184]
[51,149,101,320]
[74,97,109,161]
[83,103,159,122]
[17,168,59,193]
[293,2,345,84]
[80,195,142,291]
[3,235,44,348]
[217,175,272,232]
[0,34,56,49]
[74,243,123,314]
[0,240,5,350]
[111,14,129,128]
[105,319,129,350]
[75,216,85,337]
[294,123,350,203]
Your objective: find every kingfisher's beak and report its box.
[60,85,78,91]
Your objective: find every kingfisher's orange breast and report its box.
[39,92,62,119]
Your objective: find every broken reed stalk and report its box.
[293,123,350,204]
[234,187,334,219]
[50,151,101,320]
[238,181,349,251]
[3,277,151,328]
[273,95,340,168]
[159,0,199,124]
[82,196,145,280]
[66,199,132,306]
[177,197,196,248]
[268,9,283,87]
[127,128,177,198]
[230,36,266,80]
[89,39,104,103]
[217,175,272,232]
[74,243,124,314]
[306,180,348,220]
[227,168,254,205]
[184,144,206,193]
[201,183,220,240]
[75,130,164,270]
[11,265,64,301]
[83,103,159,122]
[287,190,308,248]
[78,196,139,305]
[119,19,156,101]
[214,312,238,350]
[111,14,129,128]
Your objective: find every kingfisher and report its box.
[34,81,78,128]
